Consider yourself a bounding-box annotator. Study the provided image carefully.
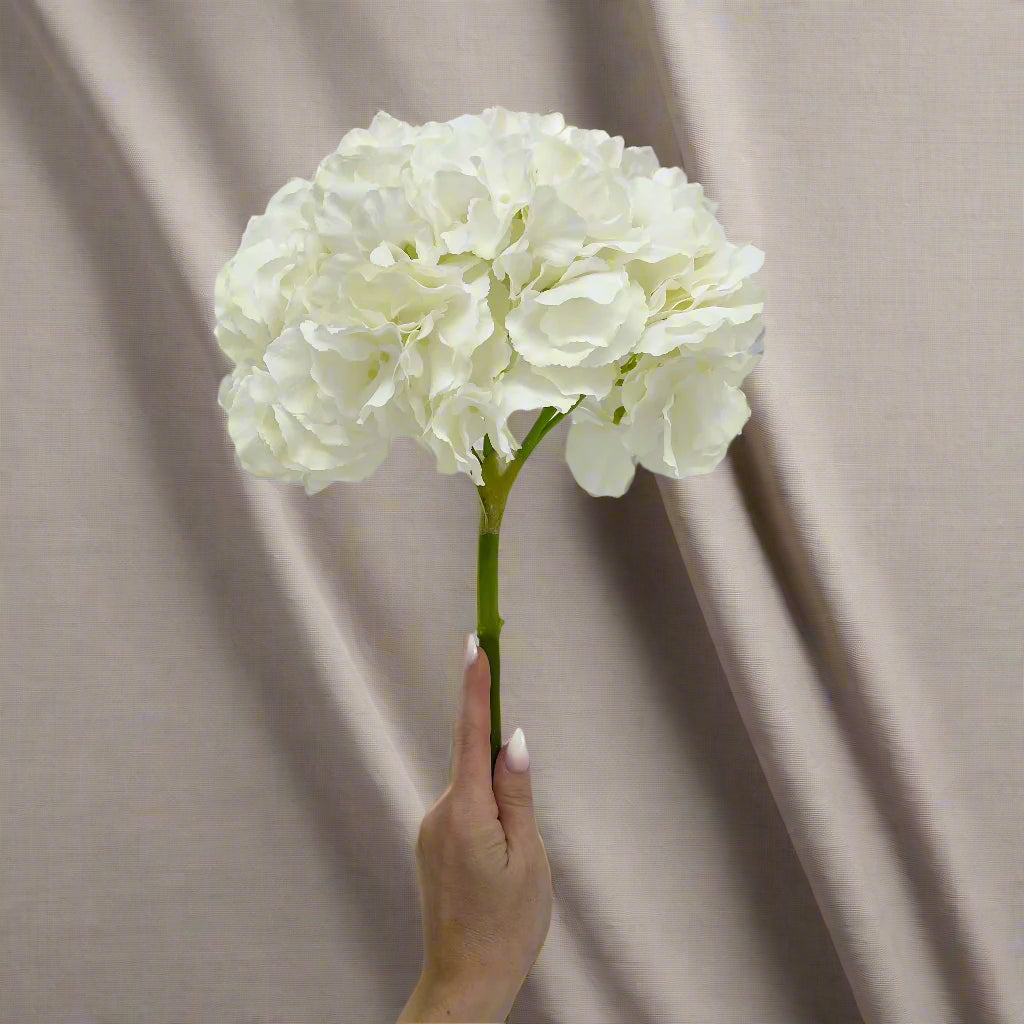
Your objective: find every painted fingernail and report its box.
[506,726,529,772]
[464,631,479,670]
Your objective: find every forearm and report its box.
[396,968,517,1023]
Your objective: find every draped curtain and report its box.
[2,2,1021,1021]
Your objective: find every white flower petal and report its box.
[629,363,752,479]
[565,417,637,497]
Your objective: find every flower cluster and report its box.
[214,107,765,497]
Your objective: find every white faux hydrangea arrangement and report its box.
[215,107,766,772]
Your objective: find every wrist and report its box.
[397,967,516,1023]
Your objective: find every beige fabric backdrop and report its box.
[2,2,1022,1022]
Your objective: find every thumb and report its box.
[493,727,535,848]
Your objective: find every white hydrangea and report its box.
[214,106,766,497]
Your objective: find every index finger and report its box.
[450,633,495,800]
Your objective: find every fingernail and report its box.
[464,631,479,671]
[506,726,529,772]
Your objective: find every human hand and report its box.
[399,632,553,1023]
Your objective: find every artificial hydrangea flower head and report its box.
[215,106,766,497]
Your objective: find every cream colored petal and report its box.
[565,417,637,498]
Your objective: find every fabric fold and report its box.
[3,1,1021,1022]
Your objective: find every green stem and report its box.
[477,519,504,776]
[474,397,586,775]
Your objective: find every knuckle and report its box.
[418,795,453,841]
[416,814,432,842]
[414,826,429,855]
[417,809,441,846]
[502,790,534,810]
